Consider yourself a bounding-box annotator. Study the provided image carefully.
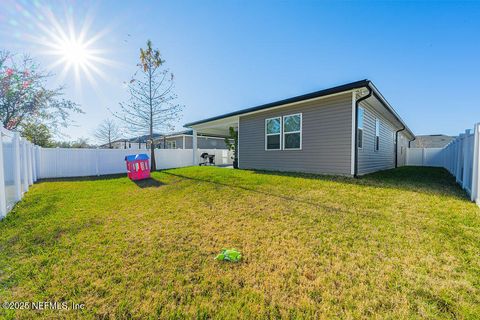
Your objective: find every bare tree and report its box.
[94,118,122,148]
[113,40,183,170]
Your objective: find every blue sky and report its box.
[1,0,479,141]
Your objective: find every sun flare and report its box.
[23,5,113,89]
[57,37,91,68]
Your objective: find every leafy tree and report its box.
[20,122,53,147]
[51,138,91,148]
[0,51,82,132]
[224,127,239,169]
[113,40,183,170]
[94,118,122,148]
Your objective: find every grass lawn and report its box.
[0,166,479,319]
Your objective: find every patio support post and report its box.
[0,130,7,218]
[192,129,198,165]
[13,133,22,200]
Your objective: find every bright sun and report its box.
[29,6,111,88]
[58,38,90,67]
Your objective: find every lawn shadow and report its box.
[248,166,471,201]
[163,171,349,213]
[164,166,472,207]
[132,177,166,188]
[37,173,126,183]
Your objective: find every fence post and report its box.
[22,139,29,192]
[0,131,7,218]
[27,142,33,186]
[472,123,480,205]
[32,145,37,182]
[462,130,471,189]
[35,147,41,180]
[455,134,463,183]
[12,133,22,200]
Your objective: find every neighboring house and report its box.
[153,130,229,149]
[100,133,162,149]
[410,134,455,148]
[185,80,415,176]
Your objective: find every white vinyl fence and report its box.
[36,148,232,179]
[407,123,480,206]
[406,148,444,167]
[0,126,233,218]
[0,127,37,219]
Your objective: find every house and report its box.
[185,80,415,176]
[410,134,455,148]
[153,130,229,149]
[100,133,163,149]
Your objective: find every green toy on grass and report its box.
[215,249,242,262]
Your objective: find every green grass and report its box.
[0,166,479,319]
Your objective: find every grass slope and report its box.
[0,166,479,319]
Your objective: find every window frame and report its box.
[282,113,302,150]
[357,107,364,149]
[374,118,380,152]
[265,116,282,151]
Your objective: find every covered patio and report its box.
[187,115,239,165]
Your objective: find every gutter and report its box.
[354,87,373,177]
[408,137,416,148]
[395,127,406,168]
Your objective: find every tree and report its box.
[113,40,183,170]
[51,138,91,148]
[70,138,91,149]
[224,127,239,169]
[94,118,122,148]
[20,121,53,147]
[0,51,82,132]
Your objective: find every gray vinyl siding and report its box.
[238,93,353,175]
[165,137,184,149]
[157,136,228,149]
[357,100,397,175]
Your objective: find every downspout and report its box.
[395,127,406,168]
[408,137,416,148]
[354,87,372,177]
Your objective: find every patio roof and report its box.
[184,79,414,139]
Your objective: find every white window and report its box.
[283,113,302,150]
[357,107,364,149]
[375,119,380,151]
[167,141,176,149]
[265,117,281,150]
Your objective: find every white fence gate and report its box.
[406,123,480,206]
